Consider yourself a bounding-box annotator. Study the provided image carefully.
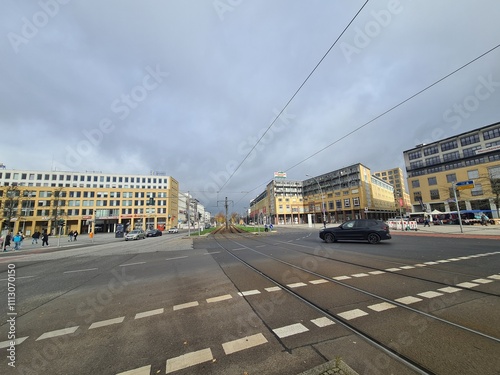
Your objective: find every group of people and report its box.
[2,229,53,252]
[68,230,79,241]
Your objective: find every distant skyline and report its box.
[1,1,499,214]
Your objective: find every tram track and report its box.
[208,230,500,375]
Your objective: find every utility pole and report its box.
[217,197,233,229]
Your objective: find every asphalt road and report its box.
[0,228,499,375]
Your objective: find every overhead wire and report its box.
[216,0,371,192]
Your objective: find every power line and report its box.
[238,43,500,207]
[217,0,371,193]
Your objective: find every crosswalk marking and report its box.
[166,348,213,373]
[222,333,268,355]
[337,309,368,320]
[116,365,151,375]
[273,323,309,338]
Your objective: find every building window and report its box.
[411,180,420,188]
[410,160,424,169]
[488,165,500,178]
[336,200,342,209]
[462,146,482,158]
[443,151,460,162]
[483,127,500,140]
[440,140,458,151]
[353,197,360,206]
[467,169,479,179]
[460,134,480,146]
[423,145,439,156]
[413,192,422,201]
[344,198,350,207]
[430,189,440,200]
[446,173,457,183]
[425,156,441,166]
[408,151,422,160]
[471,183,483,196]
[428,177,437,186]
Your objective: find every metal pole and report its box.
[452,182,464,233]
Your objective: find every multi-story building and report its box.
[0,169,179,235]
[250,163,397,225]
[373,167,411,213]
[403,121,500,216]
[178,192,210,228]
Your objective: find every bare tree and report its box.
[1,185,21,233]
[51,187,66,234]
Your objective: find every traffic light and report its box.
[58,219,65,227]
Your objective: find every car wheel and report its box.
[324,233,335,243]
[367,233,381,244]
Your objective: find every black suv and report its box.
[319,219,391,244]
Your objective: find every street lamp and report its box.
[306,174,326,227]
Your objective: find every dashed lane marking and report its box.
[309,279,329,284]
[135,308,164,319]
[337,309,368,320]
[395,296,423,305]
[0,336,28,349]
[119,262,146,267]
[472,278,494,284]
[63,268,98,274]
[166,348,213,374]
[165,256,188,261]
[207,294,233,303]
[368,302,397,312]
[89,317,125,329]
[311,317,335,327]
[418,291,444,299]
[368,270,385,275]
[222,333,268,355]
[238,290,261,296]
[488,274,500,280]
[385,268,402,272]
[116,365,151,375]
[36,326,79,341]
[273,323,309,338]
[287,282,307,288]
[173,301,199,311]
[456,282,480,288]
[438,286,462,293]
[332,275,351,280]
[352,273,369,278]
[265,286,282,292]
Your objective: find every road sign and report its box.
[455,180,474,190]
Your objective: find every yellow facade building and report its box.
[0,169,178,236]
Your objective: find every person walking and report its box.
[68,230,74,242]
[13,233,22,251]
[32,230,40,244]
[2,232,12,252]
[73,230,78,241]
[41,230,49,247]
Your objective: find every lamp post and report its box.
[306,174,326,227]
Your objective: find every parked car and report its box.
[319,219,391,244]
[168,227,179,233]
[125,229,146,241]
[146,229,162,237]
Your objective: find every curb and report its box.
[297,359,359,375]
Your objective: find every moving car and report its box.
[125,229,146,241]
[146,229,162,237]
[168,227,179,233]
[319,219,391,244]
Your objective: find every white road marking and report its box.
[352,273,369,278]
[166,348,213,373]
[447,258,461,261]
[165,256,188,261]
[135,308,164,319]
[36,326,79,341]
[311,317,335,327]
[438,286,462,293]
[309,279,328,284]
[273,323,309,338]
[487,274,500,280]
[89,317,125,329]
[395,296,423,305]
[337,309,368,320]
[0,336,28,349]
[205,251,220,255]
[368,270,385,275]
[436,260,451,263]
[222,333,268,355]
[385,268,401,272]
[173,301,199,311]
[238,290,261,296]
[119,262,146,267]
[63,268,98,274]
[414,264,427,267]
[472,278,494,284]
[287,282,307,288]
[265,286,282,292]
[116,365,151,375]
[424,262,439,265]
[418,291,444,299]
[456,282,479,288]
[400,266,415,270]
[207,294,232,303]
[368,302,397,312]
[332,275,351,280]
[0,275,35,281]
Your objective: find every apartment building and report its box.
[250,163,397,225]
[373,167,411,212]
[0,169,179,235]
[403,121,500,215]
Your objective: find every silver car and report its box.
[125,229,146,241]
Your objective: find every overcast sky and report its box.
[1,0,500,214]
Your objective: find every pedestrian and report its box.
[13,233,22,251]
[32,230,40,244]
[481,214,488,226]
[73,230,78,241]
[68,230,74,242]
[4,232,12,251]
[41,230,49,247]
[423,217,430,227]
